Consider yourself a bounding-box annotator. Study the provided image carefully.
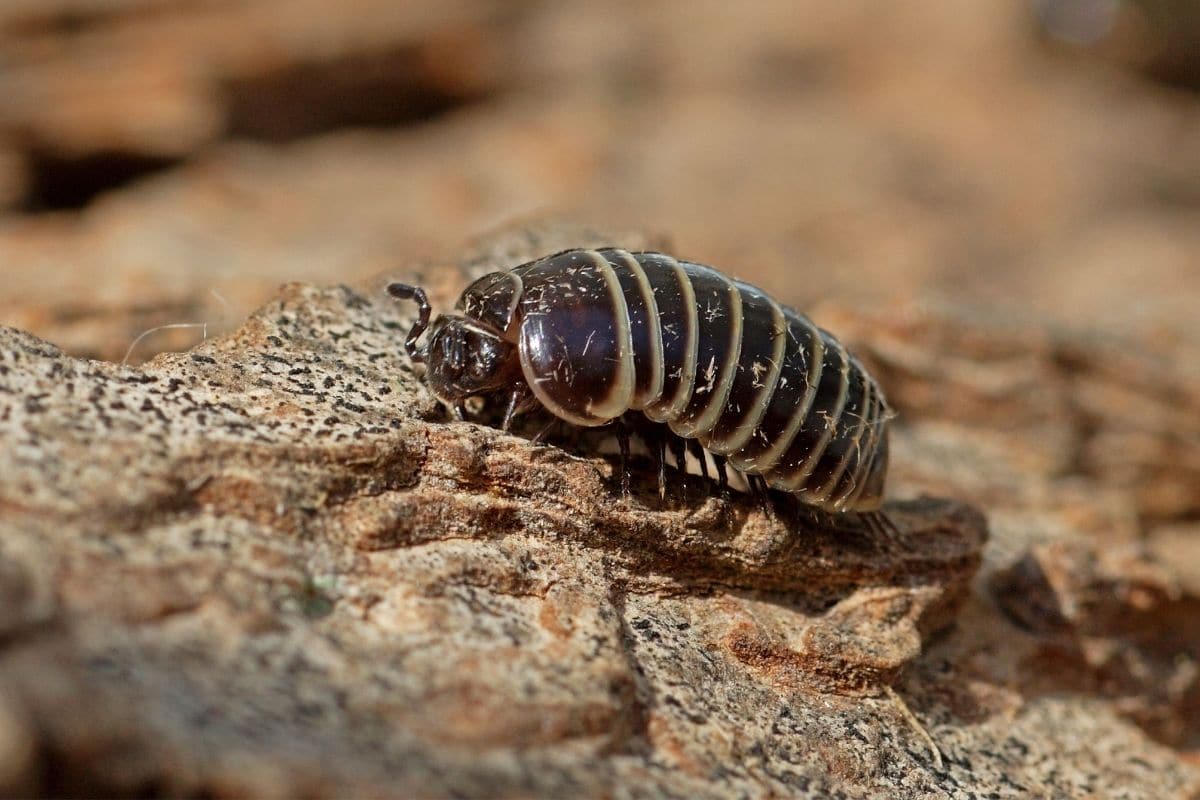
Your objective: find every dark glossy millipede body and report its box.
[388,248,891,513]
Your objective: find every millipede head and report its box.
[388,282,521,406]
[421,316,520,404]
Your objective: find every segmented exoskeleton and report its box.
[388,248,891,514]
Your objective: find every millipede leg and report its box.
[630,421,669,500]
[530,417,560,445]
[747,474,776,519]
[668,436,689,486]
[652,435,668,500]
[501,390,521,432]
[615,418,633,498]
[688,438,710,483]
[713,454,730,491]
[863,510,899,539]
[501,387,537,432]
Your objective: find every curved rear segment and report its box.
[725,309,823,473]
[827,379,886,510]
[794,361,871,504]
[763,331,850,493]
[515,250,635,426]
[845,425,889,511]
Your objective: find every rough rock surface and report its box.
[1,228,1197,798]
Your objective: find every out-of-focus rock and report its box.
[0,0,515,361]
[992,539,1200,748]
[822,300,1200,531]
[2,227,1196,797]
[0,0,503,174]
[1035,0,1200,90]
[3,1,1200,371]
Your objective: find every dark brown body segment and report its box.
[635,252,697,422]
[765,331,849,491]
[456,271,523,335]
[701,282,786,454]
[724,310,823,475]
[461,248,890,512]
[669,263,742,439]
[598,249,664,408]
[513,250,634,425]
[825,375,881,507]
[790,356,866,500]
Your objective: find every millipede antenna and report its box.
[387,283,432,363]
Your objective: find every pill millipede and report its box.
[389,248,894,530]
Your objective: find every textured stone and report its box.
[0,228,1197,797]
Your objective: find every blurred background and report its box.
[1,0,1198,365]
[2,0,1200,758]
